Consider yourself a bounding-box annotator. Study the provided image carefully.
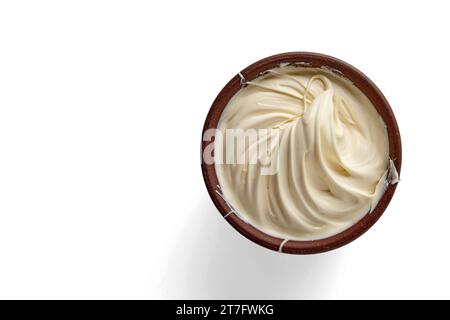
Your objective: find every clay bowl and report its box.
[201,52,402,254]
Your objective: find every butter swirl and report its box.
[215,66,391,240]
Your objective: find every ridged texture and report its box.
[215,67,389,240]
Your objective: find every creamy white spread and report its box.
[215,66,392,241]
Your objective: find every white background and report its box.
[0,0,447,299]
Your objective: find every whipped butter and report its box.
[215,66,392,241]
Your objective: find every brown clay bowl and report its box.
[201,52,402,254]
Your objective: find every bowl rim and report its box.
[201,52,402,254]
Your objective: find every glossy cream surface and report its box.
[215,66,391,240]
